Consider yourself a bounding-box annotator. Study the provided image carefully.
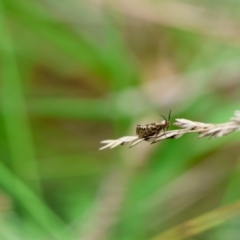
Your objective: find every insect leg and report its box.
[150,127,163,143]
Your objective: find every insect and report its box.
[136,110,171,141]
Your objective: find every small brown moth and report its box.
[136,110,171,141]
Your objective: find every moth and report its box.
[136,110,171,141]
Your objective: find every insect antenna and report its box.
[168,110,171,121]
[166,110,171,131]
[159,110,172,135]
[159,114,167,121]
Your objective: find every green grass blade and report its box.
[0,160,73,239]
[0,0,41,192]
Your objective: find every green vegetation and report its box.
[0,0,240,239]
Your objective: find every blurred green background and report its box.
[1,0,240,239]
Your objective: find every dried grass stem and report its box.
[99,110,240,150]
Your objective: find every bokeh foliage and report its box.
[1,0,240,239]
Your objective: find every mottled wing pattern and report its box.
[136,123,160,138]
